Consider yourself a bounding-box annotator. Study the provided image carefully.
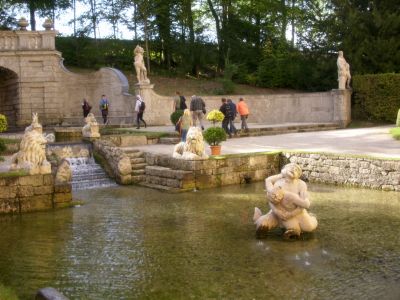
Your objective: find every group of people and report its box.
[219,97,250,137]
[174,91,251,142]
[81,94,147,129]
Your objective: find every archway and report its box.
[0,67,19,127]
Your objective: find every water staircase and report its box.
[67,157,117,191]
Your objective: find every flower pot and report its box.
[210,145,221,155]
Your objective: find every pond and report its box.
[0,183,399,299]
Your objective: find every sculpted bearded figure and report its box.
[133,45,150,84]
[337,51,351,89]
[173,126,209,160]
[10,113,51,175]
[253,163,318,239]
[82,113,100,138]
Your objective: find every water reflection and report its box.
[0,183,399,299]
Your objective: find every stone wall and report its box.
[0,174,72,214]
[145,152,281,189]
[93,140,132,184]
[281,152,400,191]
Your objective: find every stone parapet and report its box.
[144,152,280,190]
[0,174,72,214]
[281,152,400,191]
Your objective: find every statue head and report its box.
[134,45,144,55]
[281,163,302,179]
[338,50,344,57]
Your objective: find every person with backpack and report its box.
[99,94,110,124]
[82,98,92,118]
[135,95,147,129]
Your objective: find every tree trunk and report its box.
[281,0,287,41]
[29,1,36,31]
[207,0,224,71]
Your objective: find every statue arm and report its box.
[265,174,283,193]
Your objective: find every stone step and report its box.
[125,151,144,158]
[132,175,146,183]
[145,165,193,180]
[132,163,147,170]
[159,137,181,144]
[137,182,182,192]
[145,175,181,189]
[131,157,146,164]
[132,169,146,175]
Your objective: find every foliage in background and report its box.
[0,114,7,132]
[352,74,400,122]
[389,128,400,141]
[170,110,184,125]
[203,127,227,146]
[0,283,18,300]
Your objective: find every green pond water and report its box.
[0,183,400,299]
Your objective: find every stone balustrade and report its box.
[0,30,57,52]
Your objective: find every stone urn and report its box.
[18,17,29,31]
[42,18,53,30]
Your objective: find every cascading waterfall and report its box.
[67,156,116,191]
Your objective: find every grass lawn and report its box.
[390,127,400,140]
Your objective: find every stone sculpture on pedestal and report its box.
[133,45,150,84]
[173,127,209,160]
[337,51,351,89]
[82,113,100,138]
[253,163,318,239]
[10,113,51,175]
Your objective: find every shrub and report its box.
[390,127,400,140]
[170,110,184,125]
[353,74,400,122]
[206,110,224,125]
[203,127,227,146]
[397,109,400,127]
[0,114,7,132]
[0,139,6,153]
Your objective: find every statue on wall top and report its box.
[253,163,318,239]
[134,45,150,84]
[337,51,351,89]
[10,113,51,175]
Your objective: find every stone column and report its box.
[331,89,352,128]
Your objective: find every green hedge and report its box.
[352,73,400,122]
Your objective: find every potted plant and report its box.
[203,110,227,155]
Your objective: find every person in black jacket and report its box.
[227,99,237,136]
[219,98,231,137]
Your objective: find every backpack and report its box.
[139,100,146,112]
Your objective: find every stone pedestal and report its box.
[331,89,352,128]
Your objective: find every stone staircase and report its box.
[237,123,341,137]
[123,149,147,183]
[141,165,195,192]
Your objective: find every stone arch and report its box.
[0,66,19,127]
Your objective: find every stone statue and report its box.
[55,159,72,183]
[82,113,100,138]
[253,163,318,239]
[173,126,209,160]
[134,45,150,84]
[337,51,351,89]
[10,113,51,175]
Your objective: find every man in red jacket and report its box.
[236,97,249,132]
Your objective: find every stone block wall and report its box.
[0,174,72,214]
[281,152,400,191]
[93,140,132,184]
[145,152,280,189]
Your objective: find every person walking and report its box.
[179,109,192,142]
[99,94,110,124]
[82,98,92,118]
[237,97,249,132]
[190,95,206,130]
[174,91,187,111]
[135,95,147,129]
[227,99,237,136]
[219,98,231,137]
